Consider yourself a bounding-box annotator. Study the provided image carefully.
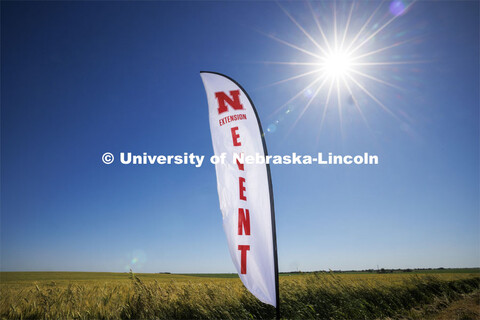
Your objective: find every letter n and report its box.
[215,90,244,115]
[238,208,250,235]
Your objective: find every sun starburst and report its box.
[260,0,424,136]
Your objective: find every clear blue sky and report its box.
[1,1,478,273]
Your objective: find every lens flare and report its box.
[267,123,277,133]
[124,250,147,271]
[390,0,406,16]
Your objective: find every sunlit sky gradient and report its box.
[1,1,478,273]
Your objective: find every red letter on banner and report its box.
[231,127,241,146]
[238,245,250,274]
[238,208,251,235]
[236,157,244,171]
[215,90,244,115]
[239,177,247,200]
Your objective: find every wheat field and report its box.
[1,270,479,319]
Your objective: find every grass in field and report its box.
[0,271,479,319]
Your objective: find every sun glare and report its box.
[261,0,419,136]
[322,50,353,78]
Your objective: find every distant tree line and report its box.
[280,267,479,275]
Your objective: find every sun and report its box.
[322,50,354,79]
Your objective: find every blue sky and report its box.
[1,1,478,273]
